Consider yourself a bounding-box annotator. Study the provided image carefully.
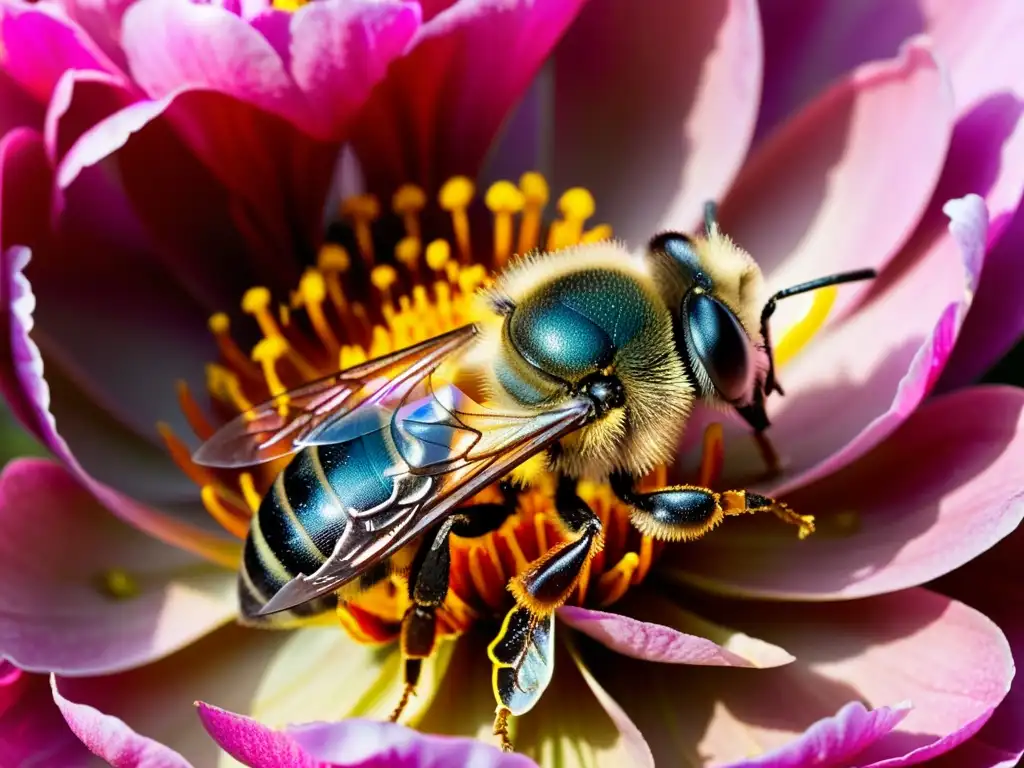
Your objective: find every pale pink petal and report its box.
[599,589,1011,766]
[0,459,236,675]
[120,0,310,127]
[671,386,1024,600]
[198,704,536,768]
[727,702,912,768]
[0,3,127,104]
[352,0,588,195]
[53,677,192,768]
[558,599,793,667]
[552,0,762,242]
[44,69,136,163]
[55,0,135,69]
[0,673,92,767]
[710,193,985,495]
[720,37,952,306]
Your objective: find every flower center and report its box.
[160,172,827,646]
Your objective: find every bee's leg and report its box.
[488,477,603,751]
[610,472,815,541]
[390,484,519,722]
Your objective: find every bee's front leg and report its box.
[488,477,604,751]
[390,485,518,723]
[609,472,815,542]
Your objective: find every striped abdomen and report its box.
[239,431,400,625]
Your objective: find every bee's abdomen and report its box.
[239,434,399,622]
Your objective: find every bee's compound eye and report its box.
[682,292,753,404]
[649,232,710,289]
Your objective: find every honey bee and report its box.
[193,202,875,748]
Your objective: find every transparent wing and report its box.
[192,324,478,469]
[256,385,593,616]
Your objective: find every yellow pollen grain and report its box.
[439,176,474,263]
[299,270,339,351]
[425,239,451,273]
[548,187,595,250]
[241,286,285,341]
[518,172,549,254]
[485,180,525,268]
[774,285,838,368]
[201,486,251,540]
[100,568,139,600]
[340,193,380,262]
[392,184,426,241]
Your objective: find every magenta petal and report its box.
[0,3,126,104]
[44,69,136,164]
[558,604,793,667]
[53,677,192,768]
[352,0,588,195]
[726,702,912,768]
[673,386,1024,600]
[197,703,537,768]
[0,459,235,675]
[0,673,92,767]
[553,0,762,241]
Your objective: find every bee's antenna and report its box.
[759,268,878,397]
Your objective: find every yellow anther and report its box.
[208,312,230,335]
[251,335,290,402]
[206,364,253,414]
[241,286,284,340]
[774,285,838,369]
[395,236,422,274]
[581,224,613,244]
[392,184,427,241]
[238,473,262,514]
[548,187,595,249]
[339,193,380,262]
[318,243,351,273]
[371,265,399,306]
[299,270,339,351]
[438,176,474,263]
[100,568,139,600]
[518,172,549,255]
[485,181,525,268]
[425,239,451,273]
[201,486,250,540]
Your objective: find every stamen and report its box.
[395,236,422,280]
[547,188,595,250]
[581,224,613,244]
[699,423,725,487]
[518,172,549,254]
[206,365,253,414]
[201,486,250,539]
[208,313,260,379]
[241,287,284,340]
[251,336,290,409]
[595,552,639,607]
[371,265,399,310]
[485,181,525,268]
[773,285,838,368]
[425,239,451,277]
[158,422,217,488]
[317,244,351,311]
[176,380,214,441]
[238,473,262,514]
[393,184,427,241]
[339,193,380,262]
[298,270,339,352]
[439,177,475,263]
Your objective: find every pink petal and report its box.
[198,703,537,768]
[558,600,793,667]
[726,702,912,768]
[671,385,1024,600]
[551,0,762,242]
[0,2,127,104]
[723,192,985,496]
[55,0,135,70]
[720,37,952,304]
[601,589,1012,766]
[0,673,92,767]
[0,71,44,137]
[120,0,309,128]
[0,458,236,675]
[285,0,421,138]
[351,0,588,195]
[44,68,136,163]
[53,677,192,768]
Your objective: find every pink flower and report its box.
[0,1,1023,767]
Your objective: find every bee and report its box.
[193,202,875,749]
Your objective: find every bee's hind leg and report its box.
[609,472,815,542]
[389,484,519,723]
[488,477,604,751]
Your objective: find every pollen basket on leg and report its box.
[161,173,623,640]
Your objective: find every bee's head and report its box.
[648,229,761,409]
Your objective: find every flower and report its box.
[0,1,1023,767]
